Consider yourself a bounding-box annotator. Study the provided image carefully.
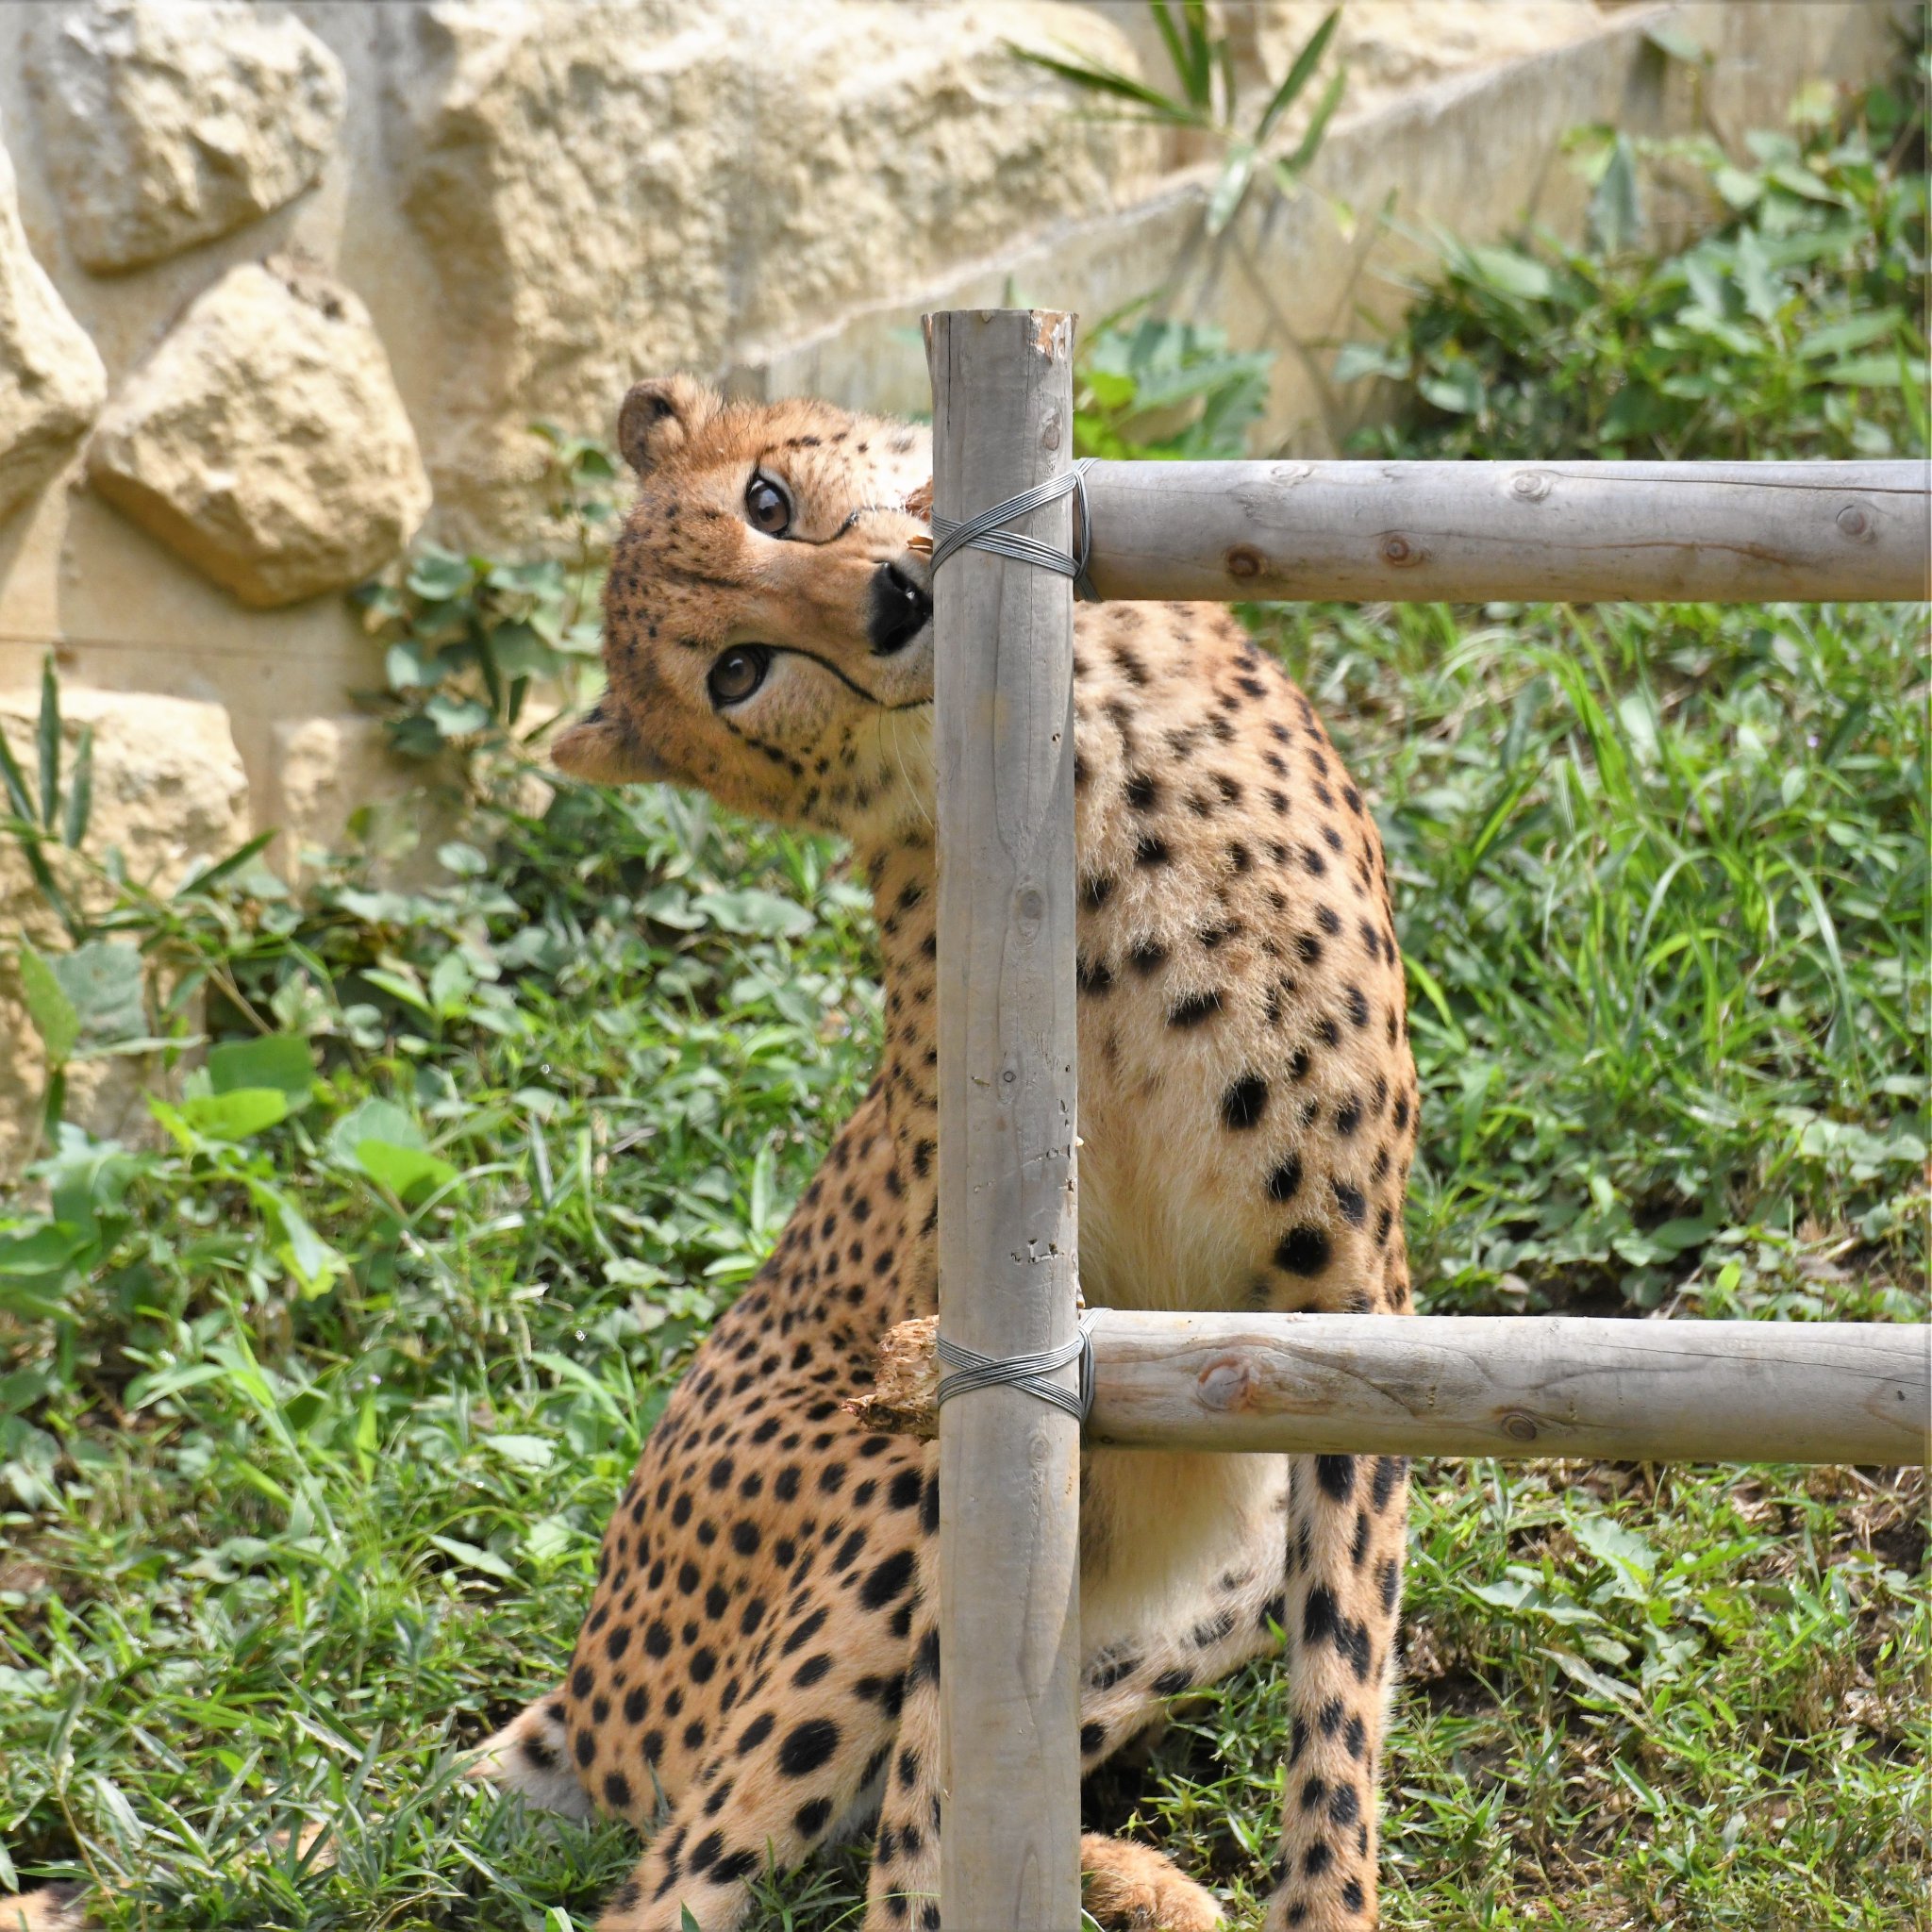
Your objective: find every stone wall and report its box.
[0,0,1907,870]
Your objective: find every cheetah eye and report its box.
[745,472,791,537]
[708,645,771,708]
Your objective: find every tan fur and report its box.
[508,379,1418,1931]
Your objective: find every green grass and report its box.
[3,589,1923,1931]
[4,66,1928,1932]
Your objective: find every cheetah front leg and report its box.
[1263,1450,1407,1930]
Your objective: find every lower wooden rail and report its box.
[853,1313,1930,1466]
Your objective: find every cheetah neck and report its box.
[858,835,942,1306]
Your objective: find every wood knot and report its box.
[1510,470,1553,502]
[1379,534,1420,566]
[1196,1356,1255,1412]
[1836,502,1874,541]
[1225,545,1263,580]
[1499,1409,1540,1442]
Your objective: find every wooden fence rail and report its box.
[1079,458,1930,604]
[856,1313,1931,1468]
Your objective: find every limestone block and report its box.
[1228,1,1611,124]
[0,119,107,525]
[86,258,432,608]
[29,0,346,273]
[0,685,250,1176]
[389,0,1159,543]
[269,713,448,873]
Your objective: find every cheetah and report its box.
[479,375,1420,1932]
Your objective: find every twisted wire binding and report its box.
[936,1310,1098,1424]
[930,458,1097,599]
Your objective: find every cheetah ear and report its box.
[552,704,670,786]
[902,476,934,525]
[616,375,716,476]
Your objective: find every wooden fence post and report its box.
[925,308,1083,1929]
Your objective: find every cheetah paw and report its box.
[1080,1833,1223,1932]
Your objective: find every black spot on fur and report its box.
[1222,1074,1269,1130]
[1315,1454,1356,1502]
[1276,1226,1331,1275]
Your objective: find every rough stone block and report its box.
[86,257,431,608]
[0,115,106,525]
[388,0,1160,544]
[29,0,346,272]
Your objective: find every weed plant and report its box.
[1,72,1925,1932]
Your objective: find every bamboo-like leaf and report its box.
[0,714,38,824]
[172,828,276,899]
[1007,42,1202,126]
[1208,143,1257,237]
[37,657,60,834]
[1146,0,1192,103]
[1277,64,1346,176]
[61,725,93,849]
[1256,7,1340,146]
[1177,0,1215,113]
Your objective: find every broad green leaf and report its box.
[356,1138,458,1202]
[484,1433,556,1471]
[1795,311,1904,360]
[1419,365,1484,416]
[1733,226,1779,324]
[328,1096,422,1166]
[1333,341,1408,385]
[0,1224,87,1282]
[1643,22,1708,66]
[17,945,79,1064]
[1817,355,1907,389]
[49,940,146,1048]
[425,693,492,739]
[1587,134,1642,253]
[1711,163,1762,209]
[49,942,144,1051]
[406,546,476,601]
[1574,1513,1658,1587]
[208,1034,317,1108]
[1467,245,1555,302]
[428,1534,516,1582]
[691,888,814,940]
[181,1087,290,1141]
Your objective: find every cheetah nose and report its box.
[869,560,933,656]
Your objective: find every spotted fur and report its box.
[483,375,1417,1931]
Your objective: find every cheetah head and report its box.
[552,377,937,847]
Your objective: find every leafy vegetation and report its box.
[1341,70,1927,460]
[1011,2,1344,238]
[1074,307,1276,460]
[2,70,1925,1932]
